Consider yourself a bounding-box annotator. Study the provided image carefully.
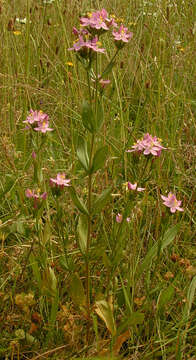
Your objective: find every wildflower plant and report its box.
[68,9,133,343]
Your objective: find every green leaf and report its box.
[157,285,175,314]
[82,100,95,133]
[117,312,144,335]
[137,224,180,278]
[95,299,116,336]
[92,187,112,214]
[77,215,88,254]
[76,136,89,172]
[183,275,196,321]
[69,186,89,215]
[91,146,108,173]
[69,273,86,307]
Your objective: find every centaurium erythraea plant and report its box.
[68,8,134,345]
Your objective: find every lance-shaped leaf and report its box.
[77,215,88,254]
[76,136,89,172]
[92,187,112,214]
[183,275,196,321]
[95,299,116,336]
[69,273,86,307]
[157,284,175,315]
[69,186,89,215]
[82,100,95,133]
[90,146,108,174]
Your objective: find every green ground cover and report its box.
[0,0,195,359]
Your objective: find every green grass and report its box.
[0,0,195,359]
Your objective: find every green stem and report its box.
[86,70,92,106]
[85,132,95,344]
[100,48,120,79]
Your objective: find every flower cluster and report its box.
[127,133,166,157]
[68,35,105,56]
[80,9,117,33]
[25,188,47,208]
[68,9,133,58]
[23,110,53,133]
[112,25,133,49]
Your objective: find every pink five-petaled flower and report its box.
[112,25,133,48]
[161,193,184,213]
[126,133,166,157]
[50,173,71,188]
[80,9,117,32]
[34,120,53,133]
[68,35,105,56]
[23,110,49,125]
[127,182,145,192]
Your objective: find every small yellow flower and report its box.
[13,30,21,36]
[179,47,185,53]
[65,61,74,67]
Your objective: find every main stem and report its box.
[86,133,94,344]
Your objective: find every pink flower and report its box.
[68,35,105,56]
[23,110,48,125]
[34,120,53,133]
[32,151,36,159]
[127,182,145,192]
[50,173,71,188]
[127,133,166,157]
[161,193,184,213]
[80,9,117,33]
[25,189,47,208]
[25,189,39,199]
[116,213,123,223]
[92,74,110,88]
[112,25,133,47]
[25,189,47,199]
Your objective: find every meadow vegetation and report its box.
[0,0,195,359]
